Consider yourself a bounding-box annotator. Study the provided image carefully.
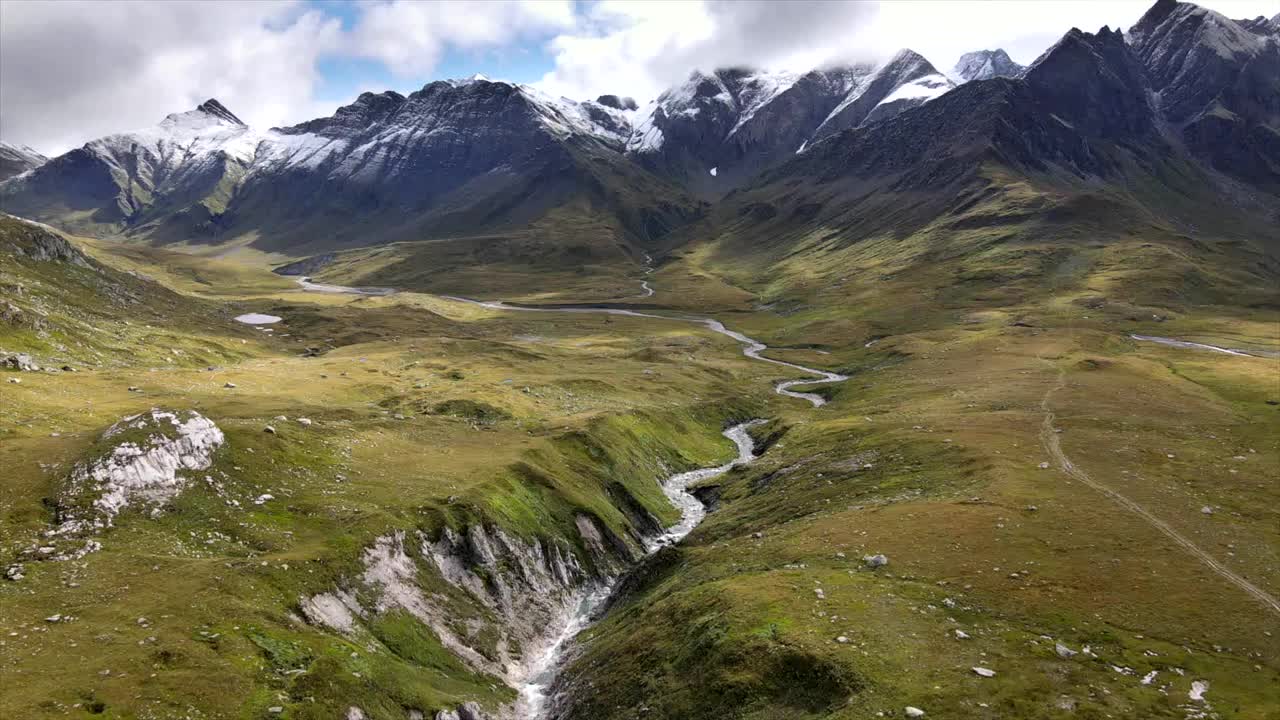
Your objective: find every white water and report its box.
[513,420,765,719]
[1130,334,1278,359]
[234,313,281,325]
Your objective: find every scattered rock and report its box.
[1038,462,1050,470]
[905,707,926,718]
[346,708,366,720]
[953,629,970,640]
[263,426,276,434]
[863,554,888,569]
[1189,680,1209,701]
[7,377,18,384]
[1055,642,1078,658]
[836,635,850,643]
[1200,506,1213,515]
[297,418,313,426]
[972,667,996,677]
[223,382,236,389]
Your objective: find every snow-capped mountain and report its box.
[625,50,955,195]
[0,78,692,247]
[0,142,48,181]
[807,50,954,142]
[952,49,1025,82]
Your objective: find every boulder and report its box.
[3,353,39,371]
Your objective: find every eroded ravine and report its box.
[514,420,766,718]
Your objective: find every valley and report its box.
[2,1,1279,718]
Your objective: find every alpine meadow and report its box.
[1,1,1278,719]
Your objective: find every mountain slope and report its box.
[0,142,47,181]
[1129,0,1280,188]
[0,100,258,240]
[663,19,1279,314]
[625,51,957,197]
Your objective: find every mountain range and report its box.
[0,0,1277,263]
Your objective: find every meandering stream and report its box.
[443,297,848,407]
[1130,334,1279,359]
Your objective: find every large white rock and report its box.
[53,409,224,536]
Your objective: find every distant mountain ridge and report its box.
[1,0,1277,258]
[0,142,47,181]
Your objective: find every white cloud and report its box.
[0,0,343,155]
[537,1,880,104]
[535,0,1280,104]
[3,0,1276,155]
[347,0,576,76]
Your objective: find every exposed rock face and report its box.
[0,213,92,266]
[51,409,225,542]
[953,49,1025,81]
[299,513,633,716]
[1129,0,1280,186]
[2,353,40,371]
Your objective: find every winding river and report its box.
[1130,334,1280,359]
[443,297,848,407]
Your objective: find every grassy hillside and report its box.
[1,227,803,719]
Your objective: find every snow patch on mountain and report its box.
[877,73,954,105]
[727,70,802,136]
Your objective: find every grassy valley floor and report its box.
[2,216,1277,719]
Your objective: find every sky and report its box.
[1,0,1275,155]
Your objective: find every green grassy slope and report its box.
[1,231,793,719]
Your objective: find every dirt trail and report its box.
[1040,362,1280,617]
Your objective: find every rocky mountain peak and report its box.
[953,49,1025,82]
[158,98,247,133]
[195,99,245,126]
[1024,23,1155,139]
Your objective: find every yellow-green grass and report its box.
[1,248,797,718]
